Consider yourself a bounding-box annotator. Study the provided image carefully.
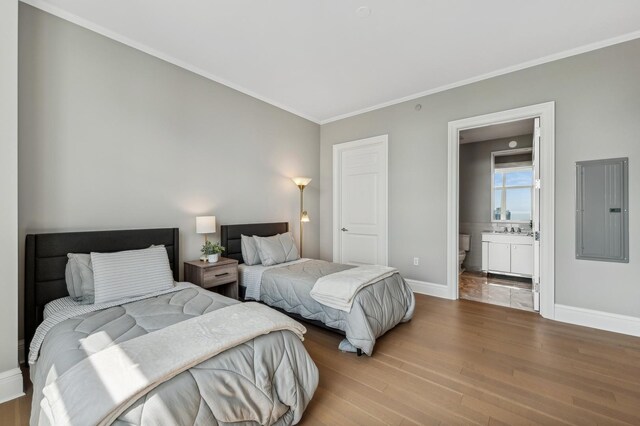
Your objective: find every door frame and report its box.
[447,102,556,319]
[333,134,389,266]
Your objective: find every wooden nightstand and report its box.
[184,257,239,299]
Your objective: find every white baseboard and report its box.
[406,279,453,299]
[0,368,24,404]
[18,339,25,365]
[555,304,640,337]
[408,282,639,337]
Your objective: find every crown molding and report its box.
[319,29,640,124]
[20,0,640,126]
[20,0,322,124]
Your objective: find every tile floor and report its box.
[459,271,534,311]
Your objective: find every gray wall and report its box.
[0,0,20,374]
[320,38,640,317]
[18,4,321,340]
[459,134,533,270]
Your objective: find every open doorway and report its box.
[458,119,537,311]
[447,102,555,319]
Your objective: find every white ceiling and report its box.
[23,0,640,123]
[460,119,534,144]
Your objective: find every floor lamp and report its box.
[292,177,311,257]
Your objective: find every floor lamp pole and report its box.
[292,177,311,258]
[299,185,304,257]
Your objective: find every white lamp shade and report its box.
[196,216,216,234]
[292,177,312,187]
[300,211,310,222]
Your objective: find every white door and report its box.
[488,242,511,273]
[333,135,388,266]
[510,244,533,276]
[532,117,541,311]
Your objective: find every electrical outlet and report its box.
[413,257,419,266]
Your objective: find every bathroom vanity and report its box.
[481,232,534,277]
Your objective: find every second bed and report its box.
[221,222,416,355]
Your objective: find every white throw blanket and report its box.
[40,302,307,426]
[310,265,398,312]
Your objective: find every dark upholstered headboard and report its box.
[24,228,179,358]
[220,222,289,264]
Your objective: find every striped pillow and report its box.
[91,245,174,304]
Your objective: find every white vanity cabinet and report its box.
[482,233,534,277]
[510,243,533,276]
[487,243,510,273]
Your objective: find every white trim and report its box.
[0,368,24,404]
[332,135,389,266]
[555,305,640,337]
[447,102,555,319]
[19,0,321,124]
[18,340,24,365]
[320,30,640,124]
[406,279,452,299]
[447,125,460,301]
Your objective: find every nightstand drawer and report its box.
[184,257,239,300]
[203,265,237,288]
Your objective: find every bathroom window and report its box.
[491,149,533,222]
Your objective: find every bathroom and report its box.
[458,119,537,311]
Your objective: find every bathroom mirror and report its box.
[491,148,533,223]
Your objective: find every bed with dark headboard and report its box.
[219,221,415,357]
[24,228,179,359]
[221,222,289,264]
[220,221,350,336]
[25,226,321,424]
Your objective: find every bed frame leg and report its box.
[357,348,362,357]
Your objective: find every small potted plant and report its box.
[201,241,225,263]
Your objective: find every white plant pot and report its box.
[207,254,219,263]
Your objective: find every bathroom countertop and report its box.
[482,231,534,237]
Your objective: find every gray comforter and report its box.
[259,260,415,355]
[31,287,318,425]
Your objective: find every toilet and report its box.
[459,234,470,273]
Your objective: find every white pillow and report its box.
[241,234,262,265]
[253,232,299,266]
[91,245,174,304]
[65,253,95,304]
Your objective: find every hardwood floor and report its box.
[2,294,640,425]
[300,295,640,425]
[459,271,535,311]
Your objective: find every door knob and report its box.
[341,227,349,232]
